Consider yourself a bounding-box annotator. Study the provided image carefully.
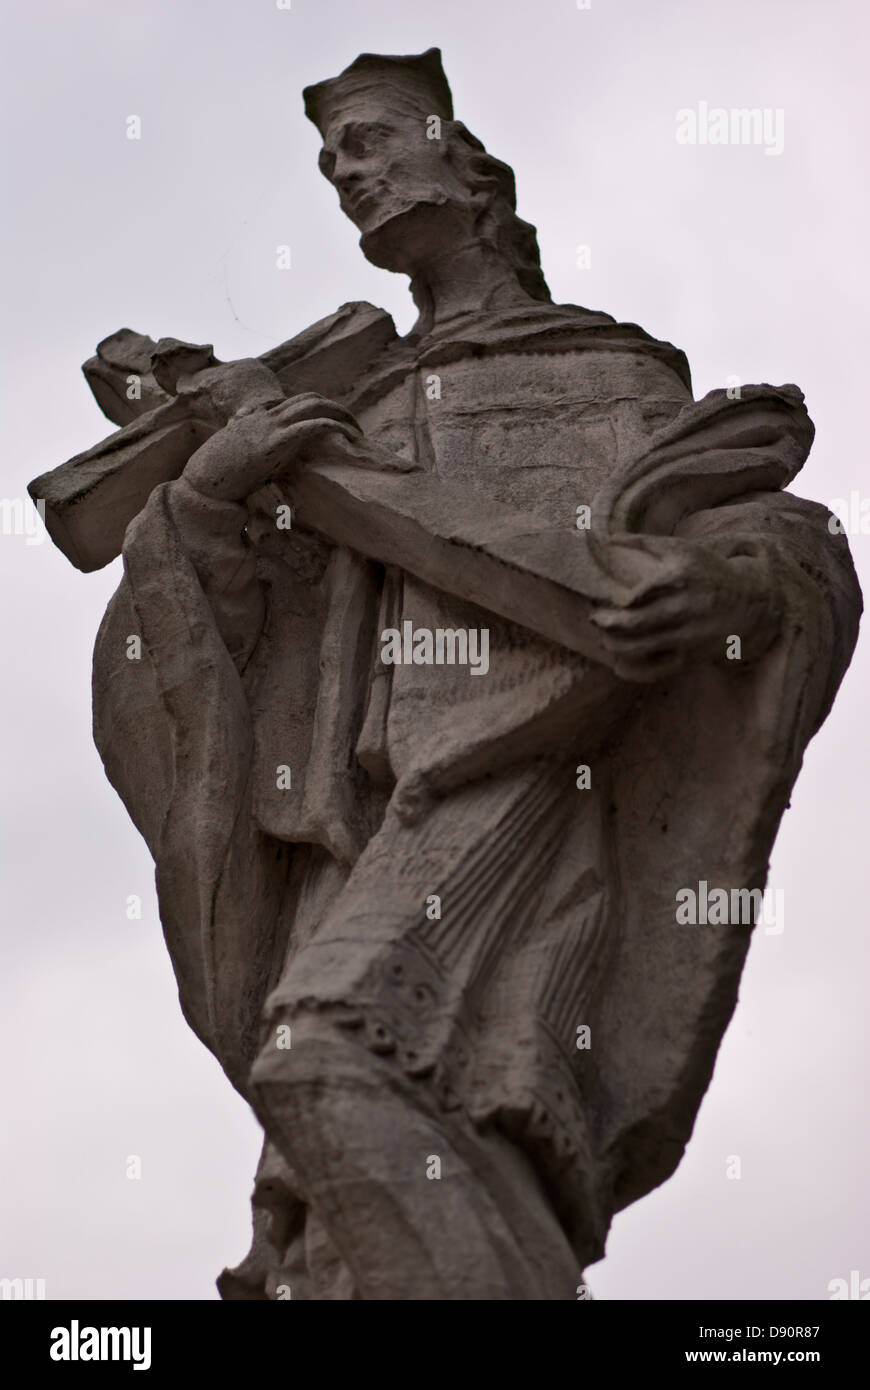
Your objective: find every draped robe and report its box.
[92,301,861,1293]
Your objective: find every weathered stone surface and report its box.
[32,47,861,1300]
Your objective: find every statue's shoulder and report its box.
[452,301,692,393]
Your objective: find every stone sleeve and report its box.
[165,474,266,672]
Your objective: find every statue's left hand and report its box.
[589,535,782,682]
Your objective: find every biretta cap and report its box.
[304,47,454,135]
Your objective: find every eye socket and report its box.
[344,134,367,160]
[322,122,395,175]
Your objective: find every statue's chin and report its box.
[359,211,422,274]
[358,198,463,275]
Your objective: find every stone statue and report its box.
[30,48,861,1300]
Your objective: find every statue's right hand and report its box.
[182,393,363,502]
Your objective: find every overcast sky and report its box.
[2,0,867,1300]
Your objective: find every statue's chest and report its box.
[354,348,688,529]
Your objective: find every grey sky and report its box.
[1,0,867,1299]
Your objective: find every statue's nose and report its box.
[332,151,365,191]
[334,171,363,199]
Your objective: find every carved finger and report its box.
[270,393,361,433]
[273,417,364,460]
[592,596,691,636]
[593,591,717,639]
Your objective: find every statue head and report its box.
[304,48,550,305]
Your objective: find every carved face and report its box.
[317,109,471,271]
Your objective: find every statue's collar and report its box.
[347,302,692,411]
